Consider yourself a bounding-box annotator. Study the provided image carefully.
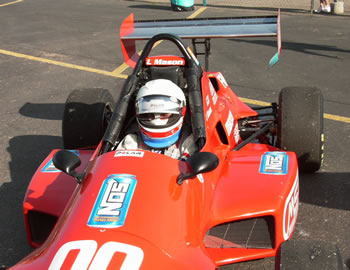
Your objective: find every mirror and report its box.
[53,150,83,182]
[177,152,219,185]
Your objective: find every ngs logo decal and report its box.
[88,174,137,228]
[42,150,80,173]
[49,240,143,270]
[260,152,288,175]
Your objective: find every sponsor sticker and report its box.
[206,107,213,121]
[225,111,234,136]
[209,81,218,105]
[206,95,210,106]
[217,73,228,88]
[233,124,240,144]
[41,150,79,173]
[197,174,204,183]
[88,174,137,228]
[283,173,299,240]
[145,58,185,66]
[115,151,144,158]
[259,152,288,175]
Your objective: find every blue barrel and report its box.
[171,0,194,11]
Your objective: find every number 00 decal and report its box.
[49,240,144,270]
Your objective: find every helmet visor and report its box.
[136,95,183,114]
[137,113,181,129]
[136,95,184,129]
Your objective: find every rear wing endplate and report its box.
[120,10,281,69]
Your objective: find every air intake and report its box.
[204,216,275,249]
[28,210,58,244]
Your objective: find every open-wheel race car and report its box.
[7,12,330,270]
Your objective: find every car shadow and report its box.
[300,172,350,210]
[19,103,64,120]
[0,135,62,267]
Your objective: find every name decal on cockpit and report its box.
[115,150,144,158]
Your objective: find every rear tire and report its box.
[62,88,114,149]
[278,87,324,173]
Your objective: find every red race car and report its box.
[8,12,330,270]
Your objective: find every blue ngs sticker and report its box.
[41,150,79,173]
[260,152,288,175]
[88,174,137,228]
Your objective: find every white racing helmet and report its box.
[136,79,186,148]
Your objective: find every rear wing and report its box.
[120,10,281,69]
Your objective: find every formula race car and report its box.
[8,12,331,270]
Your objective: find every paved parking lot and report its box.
[0,0,349,269]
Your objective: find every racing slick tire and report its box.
[276,239,344,270]
[62,88,114,149]
[278,87,324,173]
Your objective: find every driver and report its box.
[117,79,196,160]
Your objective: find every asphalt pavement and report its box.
[0,0,349,269]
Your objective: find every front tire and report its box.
[278,87,324,173]
[62,88,114,149]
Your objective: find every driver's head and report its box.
[135,79,186,148]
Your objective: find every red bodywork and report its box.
[11,71,299,270]
[10,13,299,270]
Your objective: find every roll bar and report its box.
[101,34,205,154]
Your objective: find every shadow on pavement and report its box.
[0,134,62,267]
[300,172,350,211]
[19,103,64,120]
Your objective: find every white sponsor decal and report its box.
[209,81,218,105]
[115,151,144,158]
[197,174,204,183]
[206,95,210,106]
[225,111,234,136]
[283,173,299,240]
[266,155,283,170]
[233,124,240,144]
[49,240,144,270]
[206,107,212,121]
[217,73,228,88]
[146,58,185,66]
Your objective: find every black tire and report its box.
[278,87,324,173]
[62,88,114,149]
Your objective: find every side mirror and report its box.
[53,150,83,183]
[177,152,219,185]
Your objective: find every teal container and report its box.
[171,0,194,11]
